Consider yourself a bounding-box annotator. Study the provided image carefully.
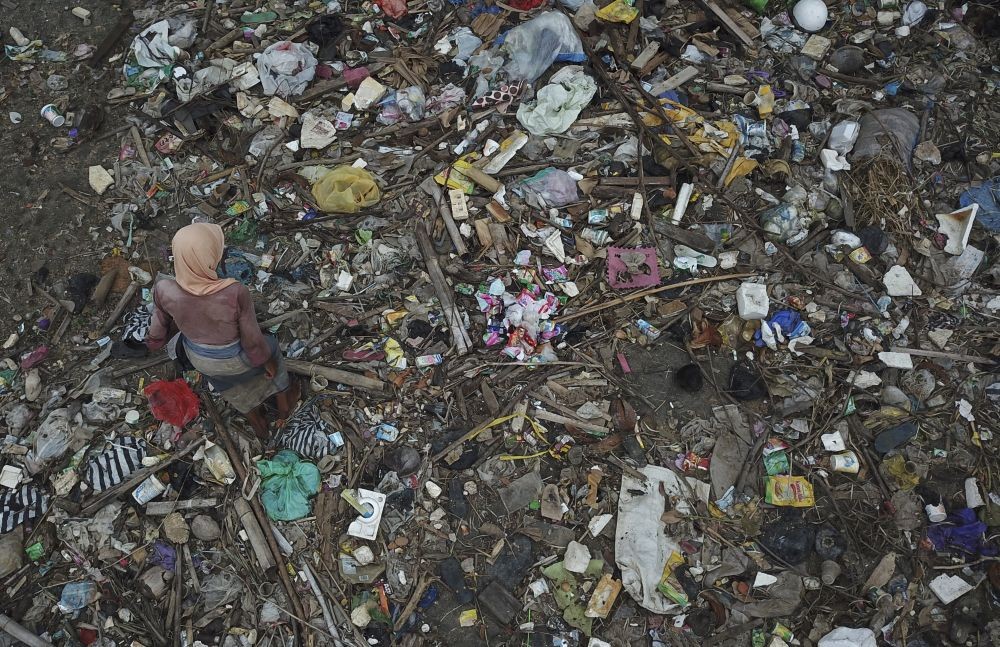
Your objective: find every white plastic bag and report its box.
[256,41,317,97]
[516,66,596,135]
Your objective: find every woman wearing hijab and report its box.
[146,223,299,439]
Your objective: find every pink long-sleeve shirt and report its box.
[147,279,272,367]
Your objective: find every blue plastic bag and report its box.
[959,176,1000,232]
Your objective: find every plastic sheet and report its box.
[513,168,579,208]
[123,20,180,90]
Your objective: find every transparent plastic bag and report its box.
[312,167,381,213]
[501,12,585,83]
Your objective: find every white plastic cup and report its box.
[40,103,65,127]
[831,450,860,473]
[925,503,947,523]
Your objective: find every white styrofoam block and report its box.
[736,282,769,320]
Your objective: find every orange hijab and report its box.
[172,223,238,296]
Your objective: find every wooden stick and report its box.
[393,572,430,632]
[531,409,610,435]
[100,281,139,335]
[285,359,386,392]
[145,498,219,515]
[697,0,755,47]
[415,226,472,355]
[110,355,173,379]
[556,272,754,323]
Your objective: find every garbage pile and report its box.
[2,0,1000,645]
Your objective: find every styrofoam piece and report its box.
[882,265,922,296]
[936,204,978,255]
[929,574,973,604]
[736,282,769,320]
[878,351,914,369]
[564,540,592,573]
[347,489,386,540]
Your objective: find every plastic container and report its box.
[40,104,65,127]
[133,473,167,504]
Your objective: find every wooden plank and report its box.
[698,0,755,47]
[650,65,701,94]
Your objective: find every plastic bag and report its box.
[501,12,586,83]
[513,168,579,208]
[516,66,597,136]
[312,167,381,213]
[25,408,73,474]
[851,108,919,166]
[256,41,317,97]
[257,450,321,521]
[144,379,199,427]
[123,20,180,90]
[960,176,1000,232]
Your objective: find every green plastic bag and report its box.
[311,166,381,213]
[257,450,320,521]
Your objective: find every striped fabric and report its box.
[0,484,49,534]
[85,437,148,493]
[273,403,337,459]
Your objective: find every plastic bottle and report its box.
[789,126,806,162]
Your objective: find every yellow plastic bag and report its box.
[596,0,639,23]
[311,166,380,213]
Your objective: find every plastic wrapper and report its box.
[501,12,586,83]
[513,168,579,208]
[256,41,317,97]
[257,450,321,521]
[144,379,200,427]
[516,66,597,136]
[312,166,381,213]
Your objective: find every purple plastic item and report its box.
[926,508,998,557]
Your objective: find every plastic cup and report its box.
[925,503,947,523]
[40,104,65,127]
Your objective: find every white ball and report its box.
[793,0,829,32]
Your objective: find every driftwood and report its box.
[286,359,386,392]
[100,281,139,335]
[234,497,276,570]
[202,395,309,643]
[420,177,468,256]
